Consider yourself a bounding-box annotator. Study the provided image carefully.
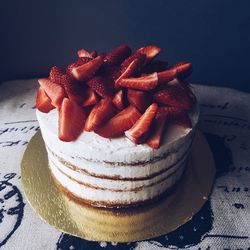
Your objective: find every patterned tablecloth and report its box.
[0,79,249,250]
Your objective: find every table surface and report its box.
[0,79,249,250]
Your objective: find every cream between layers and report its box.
[37,101,199,207]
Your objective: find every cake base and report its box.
[21,130,215,242]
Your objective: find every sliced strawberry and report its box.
[82,88,99,107]
[157,106,192,128]
[125,103,158,144]
[147,115,167,149]
[84,98,116,131]
[49,66,65,83]
[169,62,193,79]
[114,58,141,88]
[77,49,93,58]
[112,90,125,110]
[38,78,66,108]
[90,50,98,58]
[157,69,177,84]
[60,74,85,103]
[87,76,113,98]
[71,55,103,81]
[95,106,141,138]
[76,57,92,66]
[118,72,158,91]
[59,98,86,142]
[154,84,194,110]
[105,44,131,65]
[127,89,152,112]
[36,87,55,113]
[136,45,161,62]
[142,60,168,74]
[121,53,146,69]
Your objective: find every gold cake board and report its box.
[21,130,215,242]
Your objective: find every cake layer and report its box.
[49,159,186,206]
[48,150,188,191]
[46,136,192,180]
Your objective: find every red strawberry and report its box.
[82,88,99,107]
[85,98,116,131]
[36,87,55,113]
[127,89,152,112]
[87,76,113,98]
[157,106,192,128]
[142,60,168,74]
[157,69,177,83]
[114,58,141,88]
[153,84,194,110]
[105,44,132,65]
[112,90,124,110]
[49,66,65,83]
[169,62,193,79]
[60,74,85,103]
[147,115,167,149]
[38,78,66,108]
[59,98,86,142]
[118,72,158,91]
[76,57,92,66]
[90,50,98,58]
[121,53,146,69]
[136,45,161,62]
[95,105,141,138]
[71,55,103,81]
[125,103,158,144]
[77,49,93,58]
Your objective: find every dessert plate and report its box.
[21,130,215,242]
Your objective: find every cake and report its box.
[35,44,199,208]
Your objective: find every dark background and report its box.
[1,0,250,92]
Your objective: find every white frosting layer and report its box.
[49,152,188,191]
[49,159,186,204]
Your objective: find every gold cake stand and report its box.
[21,130,215,242]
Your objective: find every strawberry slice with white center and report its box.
[112,90,124,110]
[85,98,116,131]
[77,49,93,58]
[157,68,177,84]
[147,115,167,149]
[114,58,142,88]
[59,98,86,142]
[127,89,152,112]
[169,62,193,79]
[95,105,141,138]
[87,76,113,98]
[157,106,192,128]
[121,53,146,69]
[136,45,161,62]
[38,78,66,109]
[82,88,99,107]
[153,84,194,110]
[36,87,55,113]
[105,44,132,65]
[71,55,103,81]
[118,72,158,91]
[125,103,158,144]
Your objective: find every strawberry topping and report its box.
[118,72,158,91]
[36,87,55,113]
[37,45,196,146]
[59,98,86,142]
[85,98,116,131]
[112,90,125,110]
[95,106,141,138]
[125,103,158,144]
